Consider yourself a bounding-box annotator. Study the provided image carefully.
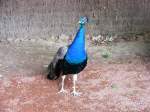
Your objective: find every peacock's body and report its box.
[47,17,88,96]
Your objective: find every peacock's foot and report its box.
[71,91,82,96]
[58,89,68,94]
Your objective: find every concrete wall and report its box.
[0,0,150,39]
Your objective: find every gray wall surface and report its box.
[0,0,150,39]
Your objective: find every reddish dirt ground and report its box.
[0,59,150,112]
[0,42,150,112]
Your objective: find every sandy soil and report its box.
[0,41,150,112]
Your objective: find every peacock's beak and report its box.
[78,21,82,24]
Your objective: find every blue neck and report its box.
[65,24,87,64]
[70,24,85,49]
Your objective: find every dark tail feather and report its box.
[47,63,59,80]
[47,73,58,80]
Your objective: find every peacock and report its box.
[47,16,88,96]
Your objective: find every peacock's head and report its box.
[78,16,88,25]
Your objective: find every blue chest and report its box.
[65,25,87,64]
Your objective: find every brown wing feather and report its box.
[47,46,68,80]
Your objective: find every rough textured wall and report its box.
[0,0,150,39]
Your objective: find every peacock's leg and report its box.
[58,75,68,94]
[71,74,81,96]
